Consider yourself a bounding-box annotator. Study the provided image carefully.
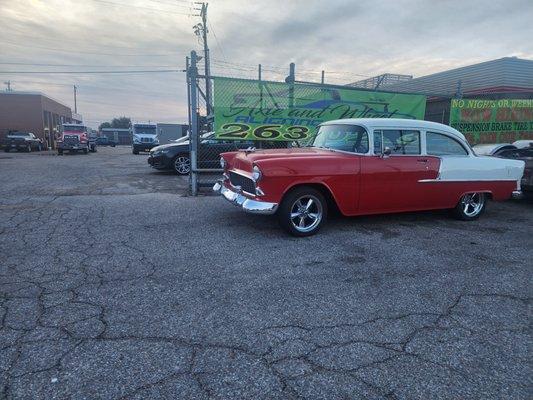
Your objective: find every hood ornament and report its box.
[244,146,256,154]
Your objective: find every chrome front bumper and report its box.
[511,190,523,199]
[213,181,278,215]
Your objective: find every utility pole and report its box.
[4,80,12,92]
[73,85,77,113]
[189,51,199,196]
[193,2,211,116]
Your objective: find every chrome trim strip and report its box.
[418,178,518,183]
[228,168,253,179]
[213,182,278,215]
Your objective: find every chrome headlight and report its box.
[252,164,262,181]
[220,157,226,169]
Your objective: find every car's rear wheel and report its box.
[173,154,191,175]
[278,186,327,237]
[57,149,63,155]
[453,192,486,220]
[132,149,139,155]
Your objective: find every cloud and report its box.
[1,0,532,128]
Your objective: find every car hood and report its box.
[151,142,188,152]
[236,147,337,163]
[228,147,340,171]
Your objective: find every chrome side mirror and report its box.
[381,146,391,158]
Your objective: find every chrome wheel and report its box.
[290,195,323,233]
[461,193,484,217]
[174,156,190,174]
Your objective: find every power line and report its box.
[89,0,191,15]
[0,40,179,57]
[0,62,181,68]
[0,69,183,75]
[146,0,192,9]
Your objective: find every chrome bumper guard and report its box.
[213,181,278,215]
[511,190,523,199]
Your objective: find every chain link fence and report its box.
[186,51,464,195]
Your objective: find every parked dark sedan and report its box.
[2,131,43,152]
[148,133,289,174]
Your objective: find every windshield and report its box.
[134,126,156,135]
[63,125,86,132]
[8,132,30,137]
[312,124,369,153]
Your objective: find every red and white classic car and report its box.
[214,119,525,236]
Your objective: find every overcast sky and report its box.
[1,0,532,128]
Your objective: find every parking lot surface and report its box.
[0,147,531,399]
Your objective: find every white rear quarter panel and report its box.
[438,156,525,181]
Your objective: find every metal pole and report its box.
[259,64,263,109]
[189,51,199,196]
[201,3,212,116]
[186,56,192,133]
[287,62,295,108]
[321,70,324,84]
[73,85,77,114]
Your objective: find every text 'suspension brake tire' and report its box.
[453,192,486,221]
[173,154,191,175]
[278,186,327,237]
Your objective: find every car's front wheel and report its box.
[453,192,486,220]
[278,186,327,237]
[173,154,191,175]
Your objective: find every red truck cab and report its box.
[57,124,90,155]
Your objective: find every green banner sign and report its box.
[449,98,533,144]
[213,77,426,141]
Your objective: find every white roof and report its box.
[321,118,467,141]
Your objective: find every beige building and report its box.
[0,91,80,149]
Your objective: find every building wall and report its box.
[0,93,43,138]
[0,92,73,148]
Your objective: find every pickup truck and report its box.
[2,132,43,152]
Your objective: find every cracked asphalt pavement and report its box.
[0,147,532,399]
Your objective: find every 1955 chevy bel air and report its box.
[213,118,524,236]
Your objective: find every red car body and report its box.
[214,119,524,236]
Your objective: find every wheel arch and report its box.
[281,182,342,216]
[456,189,493,205]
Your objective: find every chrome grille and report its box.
[63,135,79,145]
[229,171,255,194]
[141,137,153,143]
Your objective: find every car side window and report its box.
[426,131,467,156]
[373,131,383,154]
[376,130,421,155]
